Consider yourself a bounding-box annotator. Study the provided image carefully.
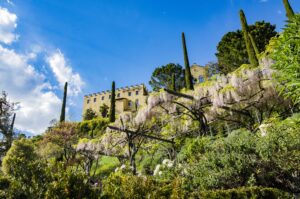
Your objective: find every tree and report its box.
[282,0,295,20]
[0,91,17,158]
[42,122,78,165]
[248,32,259,57]
[60,82,68,122]
[109,81,116,123]
[239,10,259,67]
[216,21,277,74]
[171,73,176,91]
[100,104,109,118]
[206,61,221,77]
[83,108,97,121]
[182,32,194,90]
[2,139,48,198]
[149,63,184,91]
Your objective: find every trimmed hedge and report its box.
[192,187,292,199]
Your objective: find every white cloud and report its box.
[46,50,84,96]
[0,45,61,134]
[0,7,18,44]
[0,6,84,134]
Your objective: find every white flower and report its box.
[259,124,270,137]
[158,171,162,176]
[162,159,174,168]
[120,164,126,170]
[153,164,161,176]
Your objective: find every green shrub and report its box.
[183,130,259,190]
[78,118,109,137]
[45,165,99,199]
[102,173,186,199]
[257,114,300,193]
[194,187,292,199]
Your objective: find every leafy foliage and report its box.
[216,21,277,74]
[99,103,109,118]
[270,14,300,104]
[149,63,184,91]
[2,139,48,198]
[83,108,97,121]
[0,91,17,158]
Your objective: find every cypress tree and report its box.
[109,81,116,123]
[171,73,176,91]
[282,0,295,20]
[239,10,258,67]
[182,32,194,90]
[248,32,260,58]
[60,82,68,122]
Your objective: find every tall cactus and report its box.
[182,32,194,90]
[60,82,68,122]
[171,73,176,91]
[239,10,259,67]
[109,81,116,123]
[248,32,260,58]
[282,0,295,20]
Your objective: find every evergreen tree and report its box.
[182,32,194,90]
[239,10,259,67]
[83,108,97,120]
[171,73,176,91]
[109,81,116,123]
[248,32,260,58]
[60,82,68,122]
[282,0,295,20]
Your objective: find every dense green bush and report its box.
[256,114,300,193]
[78,118,109,138]
[182,130,259,190]
[102,172,186,199]
[2,139,48,198]
[45,164,99,199]
[194,187,292,199]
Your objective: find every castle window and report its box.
[128,101,132,107]
[87,99,90,104]
[136,90,139,95]
[94,98,96,102]
[101,96,104,100]
[117,93,120,97]
[128,92,131,96]
[109,95,111,99]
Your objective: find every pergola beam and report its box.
[163,88,194,100]
[108,126,175,144]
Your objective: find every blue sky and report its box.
[0,0,299,134]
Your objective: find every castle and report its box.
[82,64,207,118]
[83,84,149,116]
